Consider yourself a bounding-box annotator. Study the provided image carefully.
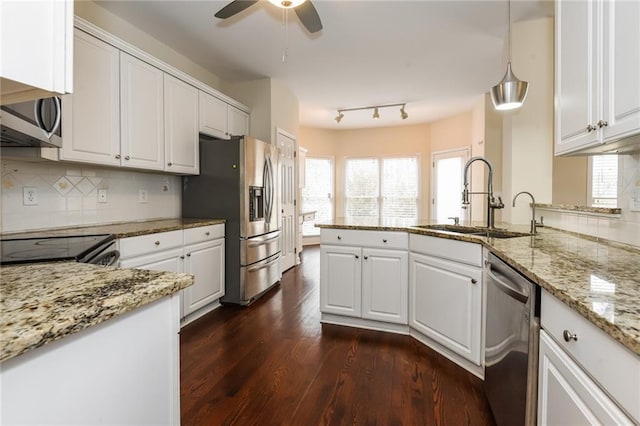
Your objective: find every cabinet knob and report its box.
[187,253,191,257]
[205,231,210,236]
[125,155,130,160]
[154,241,160,246]
[364,256,368,260]
[180,255,185,259]
[355,255,359,259]
[563,330,578,342]
[471,278,478,284]
[597,120,609,128]
[115,154,121,159]
[337,236,342,240]
[586,124,597,132]
[167,162,173,166]
[382,239,388,243]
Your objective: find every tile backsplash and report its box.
[542,154,640,248]
[1,159,181,234]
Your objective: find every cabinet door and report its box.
[320,245,362,317]
[0,0,73,103]
[602,0,640,142]
[409,252,482,365]
[228,105,249,137]
[555,0,601,155]
[361,248,408,324]
[61,30,120,166]
[164,74,199,174]
[183,239,225,316]
[120,53,165,171]
[198,91,228,139]
[538,331,632,425]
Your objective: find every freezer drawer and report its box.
[241,231,280,266]
[240,252,281,302]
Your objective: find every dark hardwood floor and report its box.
[180,246,496,425]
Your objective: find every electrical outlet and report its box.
[98,189,108,203]
[630,187,640,212]
[138,189,148,203]
[23,187,38,206]
[162,179,170,192]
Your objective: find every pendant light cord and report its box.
[282,8,289,62]
[507,0,511,62]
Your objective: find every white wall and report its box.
[1,160,181,233]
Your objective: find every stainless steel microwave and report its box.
[0,97,62,148]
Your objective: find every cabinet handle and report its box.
[205,231,210,236]
[187,253,191,257]
[563,330,578,342]
[180,255,185,259]
[167,162,173,166]
[337,236,342,240]
[471,278,478,284]
[125,155,130,160]
[355,255,359,259]
[154,241,160,246]
[597,120,608,128]
[115,154,121,159]
[586,124,597,132]
[382,239,388,243]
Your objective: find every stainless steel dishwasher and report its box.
[484,252,540,426]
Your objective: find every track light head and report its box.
[335,112,344,123]
[400,105,408,120]
[373,107,380,120]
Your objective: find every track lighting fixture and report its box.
[491,0,529,111]
[334,103,408,124]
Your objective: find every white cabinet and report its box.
[164,74,199,174]
[182,233,225,316]
[0,0,73,104]
[120,52,165,171]
[61,29,120,166]
[409,234,483,367]
[320,229,409,326]
[538,331,633,425]
[199,91,249,139]
[555,0,640,155]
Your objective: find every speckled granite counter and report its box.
[0,262,193,363]
[1,218,225,240]
[317,218,640,356]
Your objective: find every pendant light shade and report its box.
[491,0,529,111]
[490,62,529,110]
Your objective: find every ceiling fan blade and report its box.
[294,1,322,33]
[214,0,258,19]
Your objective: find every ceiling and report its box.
[96,0,553,129]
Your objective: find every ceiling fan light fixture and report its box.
[268,0,306,9]
[373,107,380,120]
[335,111,344,123]
[400,105,408,120]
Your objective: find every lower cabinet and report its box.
[409,251,483,366]
[320,245,361,317]
[538,330,633,425]
[118,224,225,324]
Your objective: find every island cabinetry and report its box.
[538,290,639,424]
[320,229,408,328]
[409,234,483,369]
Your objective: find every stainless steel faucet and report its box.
[461,156,504,229]
[512,191,542,234]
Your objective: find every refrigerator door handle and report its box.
[263,156,272,222]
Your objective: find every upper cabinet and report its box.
[555,0,640,155]
[0,0,73,105]
[164,75,199,175]
[199,91,249,139]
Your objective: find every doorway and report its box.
[431,148,470,223]
[276,129,297,272]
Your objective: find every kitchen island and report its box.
[0,261,193,425]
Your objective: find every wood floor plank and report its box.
[180,246,495,425]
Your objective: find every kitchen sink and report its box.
[415,225,531,239]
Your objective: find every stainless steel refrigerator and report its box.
[182,135,281,305]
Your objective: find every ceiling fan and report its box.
[214,0,323,34]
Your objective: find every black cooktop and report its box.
[0,234,116,265]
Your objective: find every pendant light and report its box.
[490,0,529,111]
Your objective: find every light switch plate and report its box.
[630,187,640,212]
[98,189,108,203]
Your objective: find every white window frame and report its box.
[343,154,421,220]
[587,155,619,208]
[301,155,335,237]
[431,147,471,222]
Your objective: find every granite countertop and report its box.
[317,218,640,356]
[1,218,225,240]
[0,262,193,363]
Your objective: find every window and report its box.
[301,158,333,236]
[431,148,470,222]
[345,157,419,221]
[589,155,618,207]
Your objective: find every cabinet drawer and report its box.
[320,229,408,249]
[409,234,482,267]
[119,230,183,258]
[541,290,640,422]
[184,224,224,245]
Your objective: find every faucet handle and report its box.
[447,216,460,225]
